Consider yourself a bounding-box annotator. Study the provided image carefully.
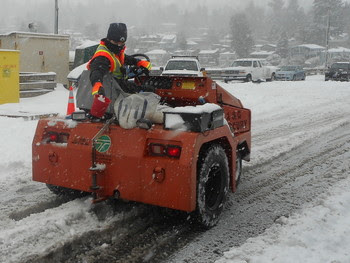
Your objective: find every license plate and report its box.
[182,81,195,90]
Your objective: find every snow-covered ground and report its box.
[0,75,349,263]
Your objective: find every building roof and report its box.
[294,44,325,50]
[327,47,350,53]
[198,49,219,54]
[250,51,274,56]
[159,34,177,44]
[145,49,168,55]
[0,31,69,40]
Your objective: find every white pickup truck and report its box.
[160,56,205,77]
[222,58,276,82]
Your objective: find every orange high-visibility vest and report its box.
[87,41,125,79]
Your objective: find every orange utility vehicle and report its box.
[32,71,251,228]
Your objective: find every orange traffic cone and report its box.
[66,86,75,116]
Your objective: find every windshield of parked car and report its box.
[279,66,299,71]
[231,61,252,67]
[165,61,198,71]
[331,63,349,69]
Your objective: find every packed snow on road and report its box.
[0,75,349,263]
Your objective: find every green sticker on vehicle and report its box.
[95,135,111,153]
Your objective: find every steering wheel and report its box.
[125,54,151,80]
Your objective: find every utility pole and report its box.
[54,0,59,34]
[325,7,331,69]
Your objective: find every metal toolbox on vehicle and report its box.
[164,108,224,132]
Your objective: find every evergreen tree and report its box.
[177,32,187,51]
[230,13,254,58]
[342,3,350,47]
[267,0,286,41]
[311,0,345,45]
[285,0,307,39]
[244,1,267,41]
[276,32,289,58]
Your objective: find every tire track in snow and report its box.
[165,122,350,263]
[23,123,350,263]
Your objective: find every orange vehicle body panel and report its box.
[32,76,251,212]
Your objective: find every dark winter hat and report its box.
[107,23,127,42]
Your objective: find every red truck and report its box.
[32,71,251,228]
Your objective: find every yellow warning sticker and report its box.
[182,81,195,90]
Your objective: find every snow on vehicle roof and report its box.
[76,40,99,49]
[235,58,262,61]
[145,49,168,55]
[67,62,88,80]
[168,57,198,61]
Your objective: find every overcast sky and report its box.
[0,0,314,33]
[1,0,348,36]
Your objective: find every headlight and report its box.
[72,111,87,121]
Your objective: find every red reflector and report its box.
[49,133,58,142]
[149,143,181,158]
[166,146,181,158]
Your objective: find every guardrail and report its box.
[20,72,57,98]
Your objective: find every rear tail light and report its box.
[43,131,69,144]
[149,143,181,159]
[166,146,181,158]
[49,133,58,142]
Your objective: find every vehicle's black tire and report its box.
[267,73,275,82]
[196,144,229,228]
[235,153,243,187]
[245,74,252,82]
[46,184,90,199]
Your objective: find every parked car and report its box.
[222,58,276,83]
[275,65,306,81]
[160,56,205,77]
[325,62,350,81]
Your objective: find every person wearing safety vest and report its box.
[87,23,151,97]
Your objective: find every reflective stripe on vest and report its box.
[88,44,124,79]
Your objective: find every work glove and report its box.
[140,66,150,76]
[90,94,111,118]
[137,60,152,71]
[92,82,105,96]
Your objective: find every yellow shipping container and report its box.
[0,49,20,104]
